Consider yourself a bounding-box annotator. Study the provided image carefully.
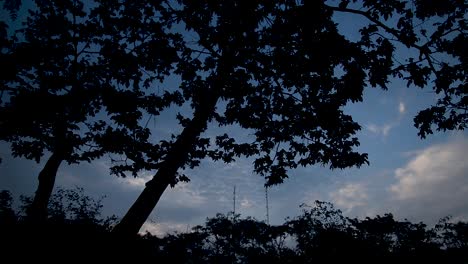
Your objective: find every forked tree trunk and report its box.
[28,151,64,222]
[112,92,219,235]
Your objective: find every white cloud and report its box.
[301,136,468,224]
[389,137,468,221]
[399,101,406,115]
[168,182,208,207]
[141,221,189,236]
[240,197,254,209]
[118,171,153,188]
[367,124,379,134]
[330,183,368,211]
[366,123,393,137]
[382,124,392,137]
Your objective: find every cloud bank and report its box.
[388,136,468,222]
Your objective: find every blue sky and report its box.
[2,79,467,236]
[1,1,467,236]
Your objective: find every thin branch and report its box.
[144,114,153,129]
[271,141,281,164]
[325,4,444,78]
[274,79,303,103]
[189,47,213,56]
[325,5,410,47]
[80,50,101,54]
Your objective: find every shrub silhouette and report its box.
[1,190,467,262]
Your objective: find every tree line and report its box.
[0,0,466,237]
[1,188,467,262]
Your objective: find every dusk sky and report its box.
[1,1,467,236]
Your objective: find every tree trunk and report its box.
[28,151,64,222]
[112,91,219,235]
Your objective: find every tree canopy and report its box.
[115,0,467,234]
[0,0,181,220]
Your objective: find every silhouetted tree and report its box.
[0,190,17,226]
[144,201,467,263]
[1,0,21,20]
[0,0,180,221]
[114,0,466,234]
[285,200,467,263]
[200,213,293,263]
[287,201,358,263]
[2,190,468,262]
[155,230,210,263]
[152,212,294,263]
[0,187,124,261]
[432,216,468,262]
[1,0,465,234]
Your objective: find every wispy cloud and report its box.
[399,101,406,115]
[366,123,393,137]
[330,183,368,212]
[366,100,406,138]
[133,157,267,235]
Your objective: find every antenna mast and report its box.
[233,185,236,214]
[265,186,270,225]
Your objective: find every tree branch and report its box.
[325,4,445,77]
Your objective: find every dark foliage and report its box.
[0,0,181,220]
[1,0,466,233]
[1,0,179,170]
[1,0,21,20]
[0,188,125,261]
[113,0,466,234]
[140,202,468,263]
[1,189,467,262]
